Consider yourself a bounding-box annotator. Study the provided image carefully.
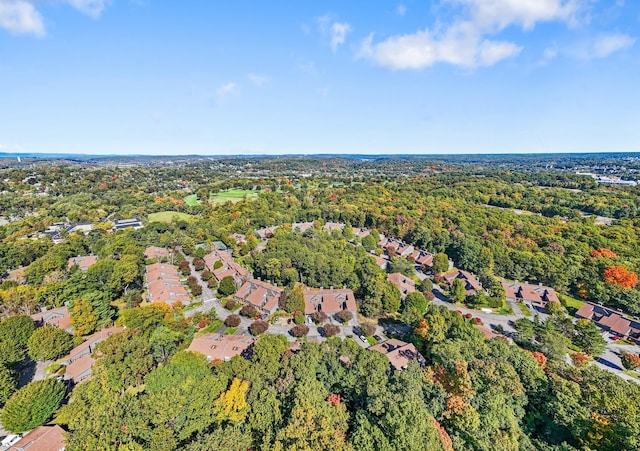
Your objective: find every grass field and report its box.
[558,293,585,316]
[210,189,264,204]
[517,303,532,317]
[148,211,195,223]
[183,194,199,206]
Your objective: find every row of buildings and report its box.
[576,302,640,344]
[144,247,191,305]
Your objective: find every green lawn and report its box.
[196,320,223,336]
[210,189,265,204]
[517,303,532,317]
[224,326,238,335]
[183,194,199,206]
[148,211,195,223]
[558,293,585,316]
[366,336,377,346]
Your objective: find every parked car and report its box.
[1,434,22,447]
[359,335,367,342]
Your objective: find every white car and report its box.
[1,434,22,447]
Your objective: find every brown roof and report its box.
[303,288,357,315]
[144,246,170,259]
[65,327,125,383]
[352,227,370,238]
[204,249,234,269]
[146,262,190,305]
[67,255,98,271]
[442,270,483,296]
[387,273,416,297]
[501,281,559,305]
[187,333,255,362]
[31,306,71,331]
[369,339,425,371]
[292,222,314,233]
[474,325,498,340]
[9,425,65,451]
[235,279,283,314]
[575,303,595,319]
[598,314,631,336]
[213,261,251,285]
[323,222,345,232]
[373,255,388,269]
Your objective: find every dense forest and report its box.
[0,156,639,450]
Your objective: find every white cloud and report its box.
[0,0,45,36]
[360,0,587,69]
[538,46,558,65]
[591,33,635,58]
[0,0,109,36]
[247,73,269,86]
[216,82,238,105]
[397,4,407,16]
[65,0,110,19]
[331,22,351,52]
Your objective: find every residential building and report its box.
[292,221,314,233]
[63,327,125,384]
[234,279,283,316]
[368,339,425,371]
[145,262,191,305]
[9,425,66,451]
[372,254,388,270]
[67,255,98,272]
[576,302,640,344]
[409,250,434,269]
[323,222,345,232]
[441,270,483,297]
[352,227,370,239]
[187,333,255,362]
[502,281,560,307]
[387,272,416,299]
[303,287,357,316]
[255,226,278,240]
[31,306,71,331]
[144,246,171,261]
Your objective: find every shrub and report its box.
[291,325,309,337]
[1,379,65,433]
[335,310,353,324]
[191,284,202,296]
[294,314,306,325]
[213,260,224,270]
[207,279,218,289]
[362,323,376,336]
[178,260,191,276]
[487,297,503,309]
[424,291,435,301]
[202,270,213,281]
[323,324,340,337]
[218,276,237,296]
[224,300,236,310]
[311,311,328,324]
[240,305,259,318]
[621,353,640,370]
[193,257,205,271]
[249,321,269,336]
[572,352,590,368]
[224,315,241,327]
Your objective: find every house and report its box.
[395,243,415,258]
[234,279,283,316]
[352,227,370,239]
[387,273,416,299]
[66,222,93,235]
[187,333,255,362]
[409,250,434,269]
[145,262,191,305]
[144,246,171,261]
[203,249,234,270]
[292,222,314,233]
[576,302,640,344]
[502,281,560,307]
[67,255,98,272]
[255,226,278,240]
[303,287,357,316]
[372,254,388,270]
[212,261,252,287]
[441,270,483,297]
[8,425,66,451]
[31,306,71,331]
[229,233,247,245]
[368,339,425,371]
[63,327,125,384]
[323,222,345,232]
[112,218,143,231]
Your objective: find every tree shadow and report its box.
[16,357,36,389]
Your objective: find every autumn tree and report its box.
[621,353,640,370]
[71,299,98,336]
[603,265,638,289]
[282,284,305,314]
[213,378,249,423]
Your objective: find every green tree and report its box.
[432,253,449,274]
[0,365,16,407]
[282,284,305,314]
[27,325,74,361]
[362,234,377,252]
[0,378,66,433]
[402,292,428,324]
[70,299,98,336]
[388,257,415,277]
[94,329,154,391]
[573,319,606,357]
[450,278,466,303]
[218,276,237,296]
[0,339,25,367]
[0,315,36,348]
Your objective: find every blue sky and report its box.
[0,1,638,155]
